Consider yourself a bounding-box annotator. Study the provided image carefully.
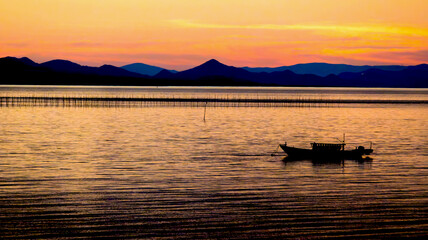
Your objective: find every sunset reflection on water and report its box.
[0,87,427,239]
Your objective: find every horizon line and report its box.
[3,55,421,71]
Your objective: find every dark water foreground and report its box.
[2,176,426,239]
[0,87,427,239]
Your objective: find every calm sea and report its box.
[1,86,427,239]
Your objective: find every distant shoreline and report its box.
[2,84,428,91]
[2,56,428,88]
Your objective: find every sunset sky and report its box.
[1,0,428,70]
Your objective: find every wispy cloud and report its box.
[170,19,428,37]
[367,49,428,62]
[303,49,428,65]
[0,42,30,48]
[68,42,104,48]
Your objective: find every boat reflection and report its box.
[281,156,373,167]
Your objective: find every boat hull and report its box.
[279,144,371,160]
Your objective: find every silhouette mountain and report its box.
[0,56,153,86]
[98,64,144,77]
[160,59,327,86]
[121,63,177,76]
[1,56,427,87]
[338,64,428,87]
[40,59,144,78]
[260,70,324,86]
[17,57,38,66]
[156,59,427,87]
[243,63,406,77]
[0,56,49,73]
[154,69,176,79]
[174,59,254,81]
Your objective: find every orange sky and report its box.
[1,0,428,70]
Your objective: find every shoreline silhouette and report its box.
[1,56,427,88]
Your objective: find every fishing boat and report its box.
[279,139,373,160]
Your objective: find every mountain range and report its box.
[121,63,177,76]
[1,56,427,87]
[242,63,406,77]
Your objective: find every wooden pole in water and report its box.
[203,102,207,122]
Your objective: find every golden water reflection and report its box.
[0,95,427,238]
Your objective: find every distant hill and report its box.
[153,59,260,85]
[157,59,337,86]
[0,56,154,85]
[41,59,144,78]
[121,63,177,76]
[243,63,407,77]
[1,56,427,87]
[337,64,428,88]
[154,69,177,79]
[156,59,428,87]
[0,56,50,73]
[175,59,253,80]
[17,57,38,67]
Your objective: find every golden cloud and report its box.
[170,19,428,37]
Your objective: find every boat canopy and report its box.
[311,142,345,151]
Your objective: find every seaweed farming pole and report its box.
[203,102,207,121]
[1,96,428,107]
